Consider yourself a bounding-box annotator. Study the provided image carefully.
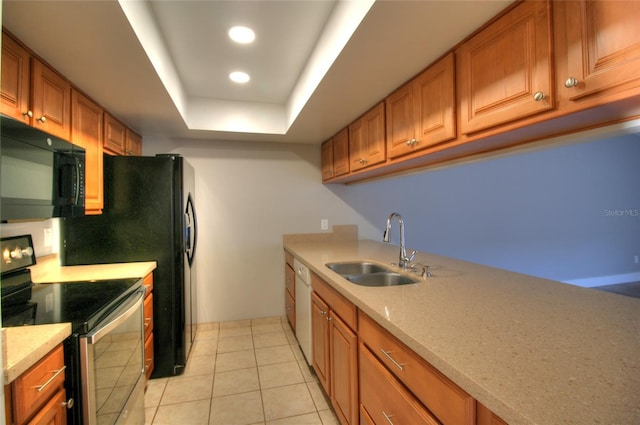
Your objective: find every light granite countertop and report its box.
[3,324,71,384]
[28,254,157,283]
[2,256,156,385]
[283,230,640,425]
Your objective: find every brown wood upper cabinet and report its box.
[1,32,31,123]
[321,127,350,181]
[105,113,143,156]
[559,0,640,103]
[1,32,71,140]
[457,0,553,135]
[386,52,456,159]
[104,112,127,155]
[126,128,143,156]
[71,89,104,214]
[348,102,385,172]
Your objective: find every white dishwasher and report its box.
[294,258,313,365]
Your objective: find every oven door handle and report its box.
[85,287,145,344]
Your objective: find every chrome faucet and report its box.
[383,212,415,269]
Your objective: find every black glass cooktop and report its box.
[1,278,142,334]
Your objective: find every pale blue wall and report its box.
[328,134,640,283]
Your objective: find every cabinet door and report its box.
[349,102,385,171]
[145,333,155,381]
[386,81,415,159]
[332,127,350,177]
[71,89,104,214]
[562,0,640,101]
[26,388,67,425]
[321,139,334,181]
[1,32,31,122]
[457,0,553,134]
[329,313,358,425]
[125,129,142,156]
[387,53,457,159]
[103,113,126,155]
[285,289,296,331]
[413,52,456,150]
[311,292,331,394]
[31,59,71,140]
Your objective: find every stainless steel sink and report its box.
[325,261,420,287]
[326,261,391,276]
[346,272,419,287]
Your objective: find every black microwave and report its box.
[1,114,85,221]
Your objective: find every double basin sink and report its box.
[325,261,420,287]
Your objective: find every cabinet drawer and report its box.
[285,263,295,297]
[359,314,474,425]
[143,272,154,294]
[359,344,440,425]
[311,272,357,330]
[285,251,294,268]
[144,292,154,340]
[12,345,65,425]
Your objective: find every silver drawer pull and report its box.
[383,411,395,424]
[381,349,405,371]
[34,365,66,392]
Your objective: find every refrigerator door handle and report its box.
[185,193,197,267]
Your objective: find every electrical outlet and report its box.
[44,228,53,247]
[321,219,329,231]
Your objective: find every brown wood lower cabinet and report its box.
[27,389,67,425]
[360,344,440,425]
[359,313,474,425]
[311,274,358,425]
[5,344,68,425]
[284,251,295,331]
[328,313,357,425]
[308,275,508,425]
[143,272,155,380]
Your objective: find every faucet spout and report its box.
[383,212,414,269]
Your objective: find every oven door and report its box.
[79,287,146,425]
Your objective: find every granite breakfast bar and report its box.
[283,229,640,425]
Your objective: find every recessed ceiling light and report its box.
[229,71,250,84]
[228,26,255,44]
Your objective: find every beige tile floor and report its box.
[144,317,340,425]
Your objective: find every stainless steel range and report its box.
[1,235,146,425]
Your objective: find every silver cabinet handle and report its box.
[22,110,33,118]
[37,115,47,123]
[34,365,66,392]
[533,91,545,101]
[62,398,74,409]
[383,411,395,424]
[380,349,405,371]
[405,138,418,147]
[564,77,579,88]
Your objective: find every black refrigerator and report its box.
[61,154,197,378]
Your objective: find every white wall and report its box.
[143,137,379,323]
